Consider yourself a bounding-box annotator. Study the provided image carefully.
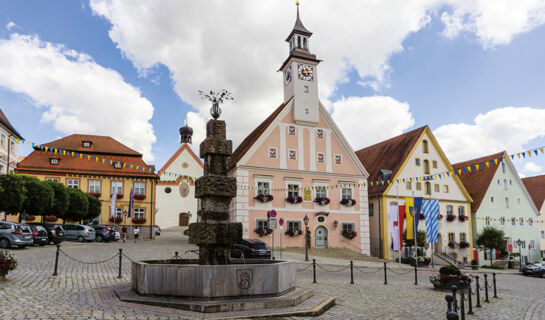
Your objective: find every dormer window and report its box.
[114,162,122,169]
[82,141,92,148]
[50,158,60,165]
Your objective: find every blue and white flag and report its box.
[423,200,439,243]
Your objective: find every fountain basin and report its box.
[131,259,296,299]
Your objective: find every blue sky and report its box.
[1,1,545,177]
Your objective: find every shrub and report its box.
[481,264,503,270]
[439,265,461,276]
[0,251,18,274]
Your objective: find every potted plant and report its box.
[254,227,273,237]
[340,198,356,207]
[133,194,146,200]
[132,218,147,224]
[341,230,357,239]
[90,192,101,198]
[285,229,302,237]
[459,241,470,248]
[25,215,36,221]
[254,194,274,203]
[438,214,444,220]
[448,242,456,249]
[446,215,456,222]
[285,196,303,204]
[429,265,471,290]
[0,251,17,281]
[109,217,123,223]
[313,197,330,206]
[458,215,467,222]
[45,216,58,222]
[116,194,124,199]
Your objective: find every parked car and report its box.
[0,222,34,248]
[42,224,65,244]
[92,225,116,242]
[114,230,120,241]
[522,262,545,277]
[62,224,96,242]
[231,239,271,259]
[26,224,49,246]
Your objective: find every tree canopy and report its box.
[21,176,54,217]
[44,180,70,220]
[0,174,26,215]
[85,193,102,222]
[66,188,89,221]
[476,226,506,266]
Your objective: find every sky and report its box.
[0,0,545,178]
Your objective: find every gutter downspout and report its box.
[378,197,382,259]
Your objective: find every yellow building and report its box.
[15,134,158,236]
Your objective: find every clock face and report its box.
[284,66,292,85]
[297,63,313,81]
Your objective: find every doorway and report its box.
[315,226,328,248]
[179,213,189,226]
[435,234,442,254]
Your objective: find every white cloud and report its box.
[6,22,16,30]
[440,0,545,48]
[331,96,415,151]
[0,34,157,161]
[434,107,545,163]
[524,161,543,174]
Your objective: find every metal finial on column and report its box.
[199,89,234,120]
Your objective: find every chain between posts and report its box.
[386,266,414,275]
[59,249,119,265]
[296,263,313,271]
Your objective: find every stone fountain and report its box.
[115,91,334,317]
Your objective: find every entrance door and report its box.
[435,234,442,254]
[179,213,189,226]
[315,226,328,248]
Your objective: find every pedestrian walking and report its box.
[121,225,127,243]
[134,226,140,243]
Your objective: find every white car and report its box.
[115,231,120,241]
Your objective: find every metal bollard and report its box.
[493,273,498,298]
[350,261,354,284]
[459,282,465,320]
[467,279,474,315]
[445,294,454,313]
[53,244,60,276]
[446,311,459,320]
[312,259,317,284]
[383,262,388,285]
[174,251,179,259]
[414,257,418,285]
[475,276,481,308]
[118,248,123,279]
[484,274,490,303]
[450,285,458,313]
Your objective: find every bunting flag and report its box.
[110,190,117,218]
[413,197,423,231]
[388,204,401,251]
[398,205,406,251]
[405,197,414,239]
[128,185,134,218]
[423,200,439,243]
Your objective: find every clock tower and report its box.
[279,1,321,126]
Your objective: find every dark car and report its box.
[29,224,65,244]
[26,224,49,246]
[522,262,545,277]
[231,239,271,259]
[92,225,116,242]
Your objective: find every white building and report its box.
[155,123,203,229]
[0,108,23,174]
[356,126,473,262]
[522,174,545,259]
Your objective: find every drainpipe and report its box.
[150,179,155,240]
[378,198,382,259]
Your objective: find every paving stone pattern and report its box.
[1,231,543,320]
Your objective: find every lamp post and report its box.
[517,238,522,272]
[304,214,309,262]
[409,207,418,285]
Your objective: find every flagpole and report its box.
[397,184,401,266]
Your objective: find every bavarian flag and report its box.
[405,197,414,239]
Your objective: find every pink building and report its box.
[228,4,370,254]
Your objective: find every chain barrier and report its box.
[59,249,119,265]
[354,265,384,274]
[386,266,414,275]
[296,263,313,271]
[121,252,136,263]
[316,263,350,272]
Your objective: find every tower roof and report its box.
[285,2,313,42]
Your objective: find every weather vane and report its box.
[199,89,234,120]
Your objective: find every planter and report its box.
[458,215,467,222]
[25,215,36,221]
[340,199,356,207]
[254,194,273,203]
[438,214,444,220]
[116,194,124,199]
[132,218,147,224]
[313,197,330,206]
[341,230,357,239]
[448,242,456,249]
[133,194,146,200]
[254,228,273,237]
[285,196,303,204]
[446,215,455,222]
[459,241,470,249]
[109,217,123,223]
[430,275,470,290]
[45,216,58,222]
[285,229,302,237]
[90,193,101,198]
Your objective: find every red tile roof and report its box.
[16,134,157,178]
[0,108,23,139]
[522,174,545,211]
[355,126,426,196]
[452,152,505,212]
[228,101,288,170]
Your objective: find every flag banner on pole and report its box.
[413,197,423,231]
[110,190,117,218]
[388,204,401,251]
[405,197,414,239]
[423,200,439,243]
[398,205,406,251]
[128,185,134,218]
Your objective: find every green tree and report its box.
[476,227,506,266]
[65,188,89,223]
[20,176,54,221]
[403,229,427,247]
[44,180,70,222]
[84,193,102,223]
[0,174,26,218]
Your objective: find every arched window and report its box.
[458,206,465,217]
[425,182,431,195]
[297,36,301,48]
[303,37,307,49]
[422,140,429,153]
[423,160,430,174]
[447,205,453,216]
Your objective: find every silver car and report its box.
[0,222,34,248]
[62,224,96,242]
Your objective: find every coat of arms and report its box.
[236,269,253,289]
[288,125,296,135]
[316,129,324,139]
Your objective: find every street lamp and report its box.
[517,239,522,272]
[409,207,418,285]
[303,214,309,262]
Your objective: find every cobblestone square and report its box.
[1,231,543,320]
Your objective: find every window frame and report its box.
[424,182,431,195]
[416,182,422,191]
[314,184,327,199]
[434,184,440,192]
[134,181,146,195]
[422,140,429,153]
[287,220,302,232]
[448,232,455,243]
[341,186,353,201]
[88,180,101,194]
[133,208,145,219]
[446,205,453,216]
[286,182,301,198]
[256,180,271,196]
[443,185,449,193]
[415,158,421,166]
[406,181,412,190]
[423,159,430,174]
[342,222,355,233]
[66,178,80,189]
[256,219,269,230]
[111,180,124,195]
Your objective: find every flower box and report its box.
[458,215,467,222]
[90,193,101,198]
[254,194,273,203]
[285,196,303,204]
[25,215,36,221]
[438,214,444,220]
[254,228,273,237]
[132,218,146,224]
[133,194,146,200]
[0,251,18,281]
[459,241,470,249]
[116,194,124,199]
[340,199,356,207]
[446,215,456,222]
[341,230,357,239]
[448,242,456,249]
[314,197,330,206]
[45,216,58,222]
[285,229,303,237]
[109,217,123,223]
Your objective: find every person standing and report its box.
[134,226,140,243]
[121,225,127,243]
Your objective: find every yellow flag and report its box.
[405,197,414,240]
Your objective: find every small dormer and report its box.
[82,141,92,148]
[378,169,392,182]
